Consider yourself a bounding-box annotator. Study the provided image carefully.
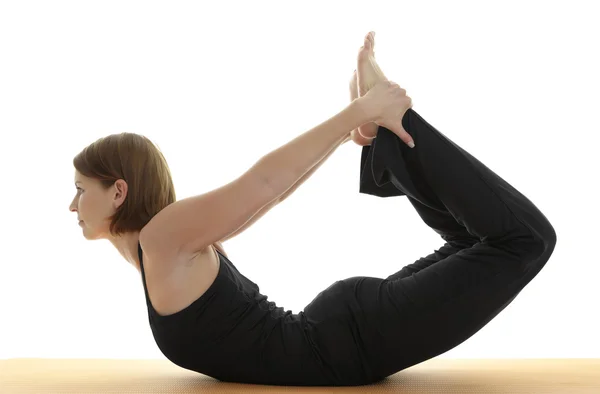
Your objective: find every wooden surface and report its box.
[1,358,599,393]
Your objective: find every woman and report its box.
[69,32,556,386]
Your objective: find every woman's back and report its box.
[137,242,333,386]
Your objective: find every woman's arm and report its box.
[220,130,350,243]
[277,130,350,203]
[250,99,372,199]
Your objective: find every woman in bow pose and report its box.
[70,31,556,386]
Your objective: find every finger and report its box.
[386,118,415,148]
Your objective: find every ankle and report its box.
[358,122,378,139]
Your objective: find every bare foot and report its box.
[356,31,387,139]
[349,70,374,146]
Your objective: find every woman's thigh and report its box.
[302,237,543,383]
[341,237,546,379]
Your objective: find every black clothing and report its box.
[138,245,330,386]
[138,107,557,386]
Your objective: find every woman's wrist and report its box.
[350,97,378,126]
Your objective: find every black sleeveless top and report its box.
[137,241,331,385]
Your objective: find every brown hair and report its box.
[73,132,176,237]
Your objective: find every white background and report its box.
[1,0,597,361]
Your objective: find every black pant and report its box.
[302,108,557,385]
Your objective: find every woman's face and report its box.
[69,171,115,239]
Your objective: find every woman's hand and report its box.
[358,80,414,148]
